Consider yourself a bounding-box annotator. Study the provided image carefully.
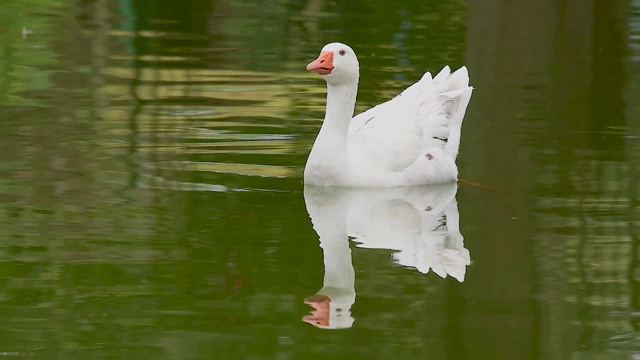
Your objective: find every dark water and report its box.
[1,0,640,359]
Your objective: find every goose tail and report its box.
[430,66,473,159]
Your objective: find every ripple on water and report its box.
[99,66,320,192]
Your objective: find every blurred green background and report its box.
[0,0,639,359]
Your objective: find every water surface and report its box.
[1,0,640,359]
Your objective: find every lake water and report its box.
[1,0,640,359]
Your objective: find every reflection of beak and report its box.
[303,294,331,327]
[306,51,334,75]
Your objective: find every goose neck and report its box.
[324,82,358,127]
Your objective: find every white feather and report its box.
[305,43,473,187]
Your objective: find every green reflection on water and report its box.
[0,0,639,359]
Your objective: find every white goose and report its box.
[305,42,473,187]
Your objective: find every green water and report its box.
[1,0,640,359]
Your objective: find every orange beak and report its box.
[302,294,331,327]
[306,51,334,75]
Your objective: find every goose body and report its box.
[304,42,473,187]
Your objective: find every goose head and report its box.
[306,42,359,85]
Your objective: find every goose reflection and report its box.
[302,183,469,329]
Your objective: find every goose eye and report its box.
[339,50,346,56]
